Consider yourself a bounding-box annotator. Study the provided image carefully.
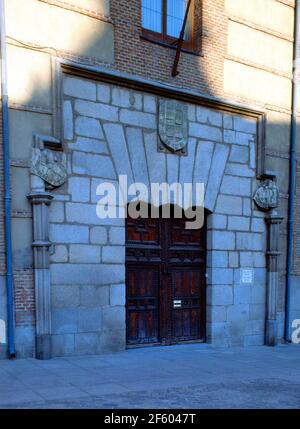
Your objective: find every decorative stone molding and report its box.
[253,173,283,346]
[28,134,64,359]
[253,176,279,211]
[31,135,67,190]
[60,60,267,177]
[31,148,67,189]
[37,0,113,24]
[158,99,188,155]
[27,192,53,360]
[265,209,284,346]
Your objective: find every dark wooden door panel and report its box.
[126,217,160,245]
[126,266,159,344]
[126,211,206,346]
[169,216,205,247]
[173,308,201,339]
[172,269,201,298]
[171,268,205,341]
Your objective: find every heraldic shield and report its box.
[159,99,188,153]
[253,179,279,211]
[31,148,67,188]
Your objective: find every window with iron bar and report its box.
[141,0,197,52]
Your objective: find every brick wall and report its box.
[14,269,35,327]
[111,0,227,98]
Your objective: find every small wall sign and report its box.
[241,268,254,285]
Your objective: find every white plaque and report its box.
[241,268,254,284]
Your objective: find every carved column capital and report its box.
[265,210,284,225]
[27,191,54,205]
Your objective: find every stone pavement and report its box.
[0,343,299,409]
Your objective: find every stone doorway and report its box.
[125,207,206,346]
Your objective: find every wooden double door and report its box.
[126,211,206,346]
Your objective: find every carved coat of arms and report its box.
[31,148,67,188]
[253,179,279,210]
[159,100,188,153]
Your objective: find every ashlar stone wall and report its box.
[51,74,266,356]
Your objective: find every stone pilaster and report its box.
[265,209,283,346]
[27,192,54,359]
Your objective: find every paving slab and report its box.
[0,344,299,408]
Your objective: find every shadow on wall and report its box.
[1,0,300,356]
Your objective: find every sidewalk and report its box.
[0,343,299,409]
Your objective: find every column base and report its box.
[265,319,278,346]
[36,334,52,360]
